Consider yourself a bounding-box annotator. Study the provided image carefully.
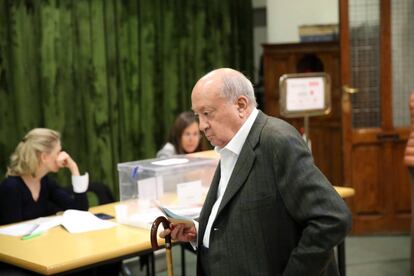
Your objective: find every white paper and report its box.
[61,210,117,234]
[138,176,164,201]
[0,211,116,236]
[153,203,198,227]
[169,207,202,218]
[0,216,63,236]
[31,216,63,234]
[286,77,325,111]
[177,180,202,206]
[151,158,189,166]
[0,223,37,236]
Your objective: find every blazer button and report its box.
[213,227,219,231]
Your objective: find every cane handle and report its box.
[150,216,172,250]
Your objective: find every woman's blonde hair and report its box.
[7,128,60,177]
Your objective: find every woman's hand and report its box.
[57,151,80,176]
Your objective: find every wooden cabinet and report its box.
[263,42,343,187]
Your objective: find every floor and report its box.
[123,235,411,276]
[346,235,410,276]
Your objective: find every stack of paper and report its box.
[0,210,117,237]
[61,210,116,233]
[0,216,62,237]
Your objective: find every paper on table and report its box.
[0,216,63,237]
[32,216,63,235]
[61,209,117,233]
[0,223,37,236]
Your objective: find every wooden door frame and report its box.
[339,0,352,193]
[340,0,411,234]
[340,0,393,187]
[380,0,392,131]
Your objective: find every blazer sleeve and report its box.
[271,126,352,275]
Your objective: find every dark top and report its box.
[0,175,88,225]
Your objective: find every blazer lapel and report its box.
[216,111,267,217]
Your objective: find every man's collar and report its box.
[215,108,259,155]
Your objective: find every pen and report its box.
[21,224,40,240]
[21,232,43,240]
[27,224,39,235]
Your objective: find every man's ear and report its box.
[236,96,248,113]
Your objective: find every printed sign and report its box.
[279,73,331,118]
[286,77,325,111]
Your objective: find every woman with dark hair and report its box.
[157,111,203,158]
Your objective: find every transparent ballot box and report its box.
[117,155,218,228]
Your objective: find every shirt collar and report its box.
[215,108,259,156]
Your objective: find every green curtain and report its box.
[0,0,253,198]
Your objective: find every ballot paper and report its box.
[153,202,198,227]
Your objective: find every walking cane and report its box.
[151,216,174,276]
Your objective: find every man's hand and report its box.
[405,132,414,166]
[159,223,197,242]
[410,92,414,126]
[405,91,414,167]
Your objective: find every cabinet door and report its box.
[263,42,343,188]
[340,0,412,234]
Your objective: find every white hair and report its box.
[218,69,257,107]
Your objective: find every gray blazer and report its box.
[197,111,352,276]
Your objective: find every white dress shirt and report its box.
[202,108,258,248]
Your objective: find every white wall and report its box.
[253,0,266,8]
[267,0,338,44]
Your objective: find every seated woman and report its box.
[157,111,204,158]
[0,128,89,225]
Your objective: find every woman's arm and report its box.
[47,176,89,211]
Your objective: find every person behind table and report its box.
[161,68,352,276]
[156,111,203,158]
[0,128,89,225]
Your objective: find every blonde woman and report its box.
[0,128,89,225]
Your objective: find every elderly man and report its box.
[162,68,352,276]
